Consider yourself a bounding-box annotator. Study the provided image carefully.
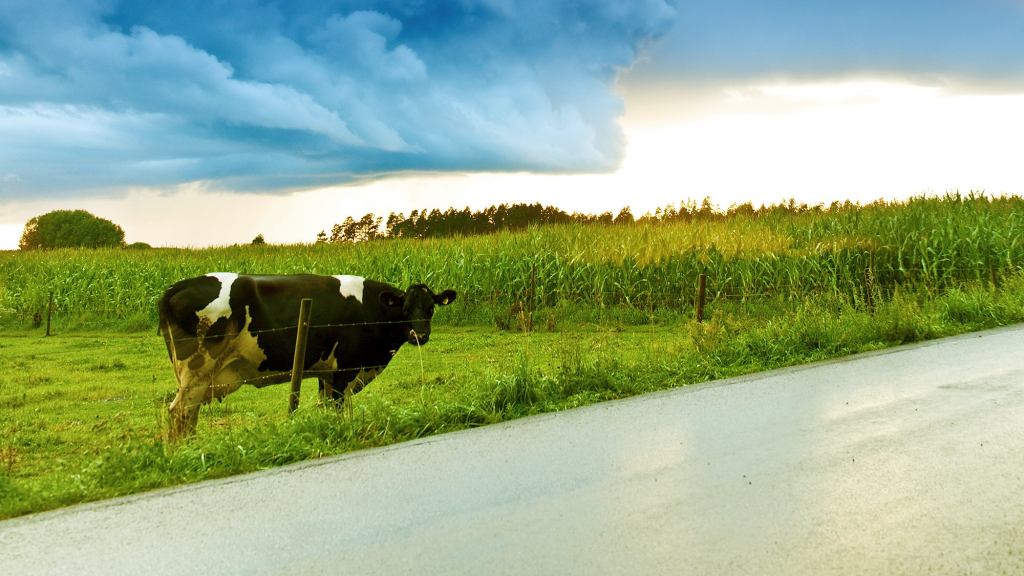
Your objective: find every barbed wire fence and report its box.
[3,259,1022,419]
[7,264,1019,335]
[13,260,1018,334]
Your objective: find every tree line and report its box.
[316,198,815,244]
[319,202,642,243]
[15,198,830,250]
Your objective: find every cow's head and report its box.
[379,284,457,345]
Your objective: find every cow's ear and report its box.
[434,289,457,306]
[379,291,404,308]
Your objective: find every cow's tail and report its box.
[157,287,173,335]
[157,279,190,365]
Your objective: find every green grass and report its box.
[2,193,1024,518]
[2,193,1022,330]
[3,274,1024,519]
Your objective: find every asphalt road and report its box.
[2,325,1023,575]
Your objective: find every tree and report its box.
[386,212,405,238]
[330,216,358,243]
[355,213,382,242]
[614,207,634,225]
[19,210,125,250]
[324,214,374,243]
[251,234,266,245]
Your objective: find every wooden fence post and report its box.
[288,298,313,414]
[46,292,53,337]
[695,273,707,323]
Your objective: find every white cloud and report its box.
[756,80,943,105]
[0,1,675,199]
[631,78,1024,206]
[311,11,427,83]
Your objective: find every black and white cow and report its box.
[159,273,456,438]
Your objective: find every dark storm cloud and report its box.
[0,0,675,198]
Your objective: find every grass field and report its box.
[3,194,1022,330]
[2,194,1024,519]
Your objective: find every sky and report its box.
[1,0,1023,248]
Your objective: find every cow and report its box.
[158,273,456,439]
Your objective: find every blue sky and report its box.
[1,0,1023,246]
[648,0,1024,82]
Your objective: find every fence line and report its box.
[16,270,1017,316]
[7,259,1024,339]
[11,275,1021,337]
[11,266,1022,347]
[6,264,1024,418]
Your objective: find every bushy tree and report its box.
[329,214,383,243]
[19,210,125,250]
[614,207,634,225]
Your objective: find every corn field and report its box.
[1,194,1022,328]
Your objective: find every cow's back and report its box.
[238,274,367,334]
[159,273,391,372]
[160,273,361,329]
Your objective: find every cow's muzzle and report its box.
[408,329,428,345]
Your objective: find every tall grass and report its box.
[1,193,1022,329]
[4,196,1024,518]
[8,270,1024,519]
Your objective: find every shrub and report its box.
[19,210,125,250]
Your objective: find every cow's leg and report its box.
[331,371,359,405]
[346,367,381,397]
[318,375,337,405]
[328,367,382,409]
[167,370,210,440]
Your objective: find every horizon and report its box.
[3,1,1024,249]
[7,190,1014,252]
